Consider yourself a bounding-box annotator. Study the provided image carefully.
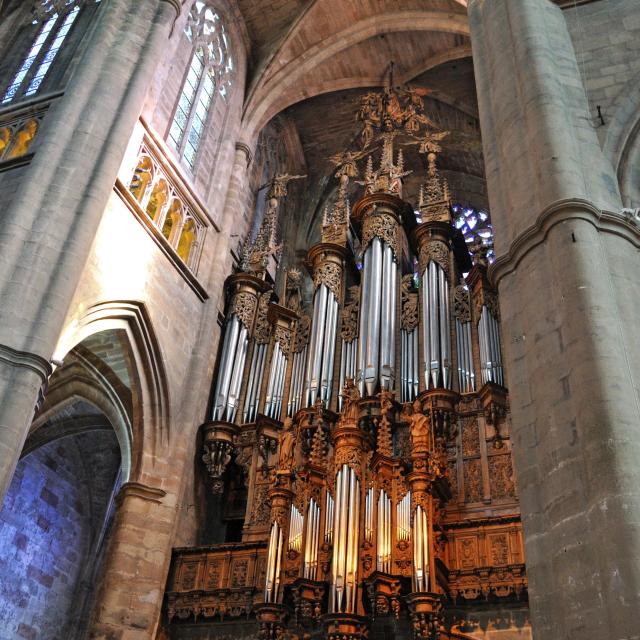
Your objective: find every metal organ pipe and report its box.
[304,498,321,579]
[401,327,419,402]
[377,490,392,573]
[265,343,287,420]
[212,315,250,422]
[422,261,452,390]
[413,505,430,593]
[330,465,360,613]
[287,345,307,417]
[305,284,339,408]
[264,521,284,602]
[357,237,397,396]
[456,318,475,394]
[397,492,411,543]
[479,306,503,386]
[339,338,357,410]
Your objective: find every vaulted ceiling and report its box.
[233,0,486,242]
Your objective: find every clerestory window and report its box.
[1,1,98,105]
[168,1,233,170]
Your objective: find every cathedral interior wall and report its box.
[0,429,120,640]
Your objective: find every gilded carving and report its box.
[205,561,222,590]
[230,559,248,587]
[453,283,471,323]
[490,535,509,566]
[401,274,419,331]
[276,418,296,472]
[313,261,342,300]
[418,240,450,278]
[274,325,291,356]
[362,211,399,258]
[230,292,257,330]
[474,288,500,322]
[292,314,311,353]
[250,485,271,525]
[463,459,483,503]
[489,455,516,500]
[253,292,272,344]
[340,285,360,342]
[461,416,479,457]
[458,538,477,570]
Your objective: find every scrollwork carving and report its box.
[230,292,257,330]
[274,325,291,356]
[418,240,450,278]
[292,314,311,353]
[340,285,360,342]
[362,212,399,258]
[401,274,419,331]
[453,283,471,323]
[313,261,342,299]
[253,292,272,343]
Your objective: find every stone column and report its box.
[469,1,640,638]
[88,481,172,639]
[0,0,178,501]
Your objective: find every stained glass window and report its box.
[169,2,233,170]
[452,204,495,264]
[2,1,94,104]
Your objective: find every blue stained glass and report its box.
[25,7,80,97]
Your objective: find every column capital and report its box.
[235,141,253,167]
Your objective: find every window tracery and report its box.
[2,1,99,104]
[168,1,233,169]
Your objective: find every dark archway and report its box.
[0,420,121,640]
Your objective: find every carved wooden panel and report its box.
[463,458,483,503]
[488,454,516,500]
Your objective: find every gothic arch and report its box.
[603,72,640,208]
[28,349,133,480]
[52,301,171,479]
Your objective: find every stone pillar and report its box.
[0,0,178,501]
[469,1,640,638]
[88,481,172,639]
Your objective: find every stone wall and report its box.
[564,0,640,138]
[0,430,120,640]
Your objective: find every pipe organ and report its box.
[184,88,526,640]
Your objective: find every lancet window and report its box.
[2,1,99,104]
[168,1,233,169]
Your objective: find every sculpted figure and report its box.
[342,378,360,423]
[408,399,431,453]
[277,417,296,471]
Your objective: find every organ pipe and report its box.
[287,346,307,417]
[330,464,360,613]
[397,492,411,543]
[304,498,321,579]
[413,504,430,593]
[265,342,287,420]
[338,338,357,410]
[377,490,392,573]
[265,521,284,603]
[479,305,503,386]
[324,491,334,544]
[288,505,304,553]
[212,315,250,422]
[401,327,419,402]
[456,318,475,393]
[422,261,451,390]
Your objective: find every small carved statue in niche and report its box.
[341,378,360,423]
[277,417,296,472]
[408,398,431,454]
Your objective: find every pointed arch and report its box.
[53,301,171,478]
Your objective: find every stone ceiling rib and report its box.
[243,10,471,134]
